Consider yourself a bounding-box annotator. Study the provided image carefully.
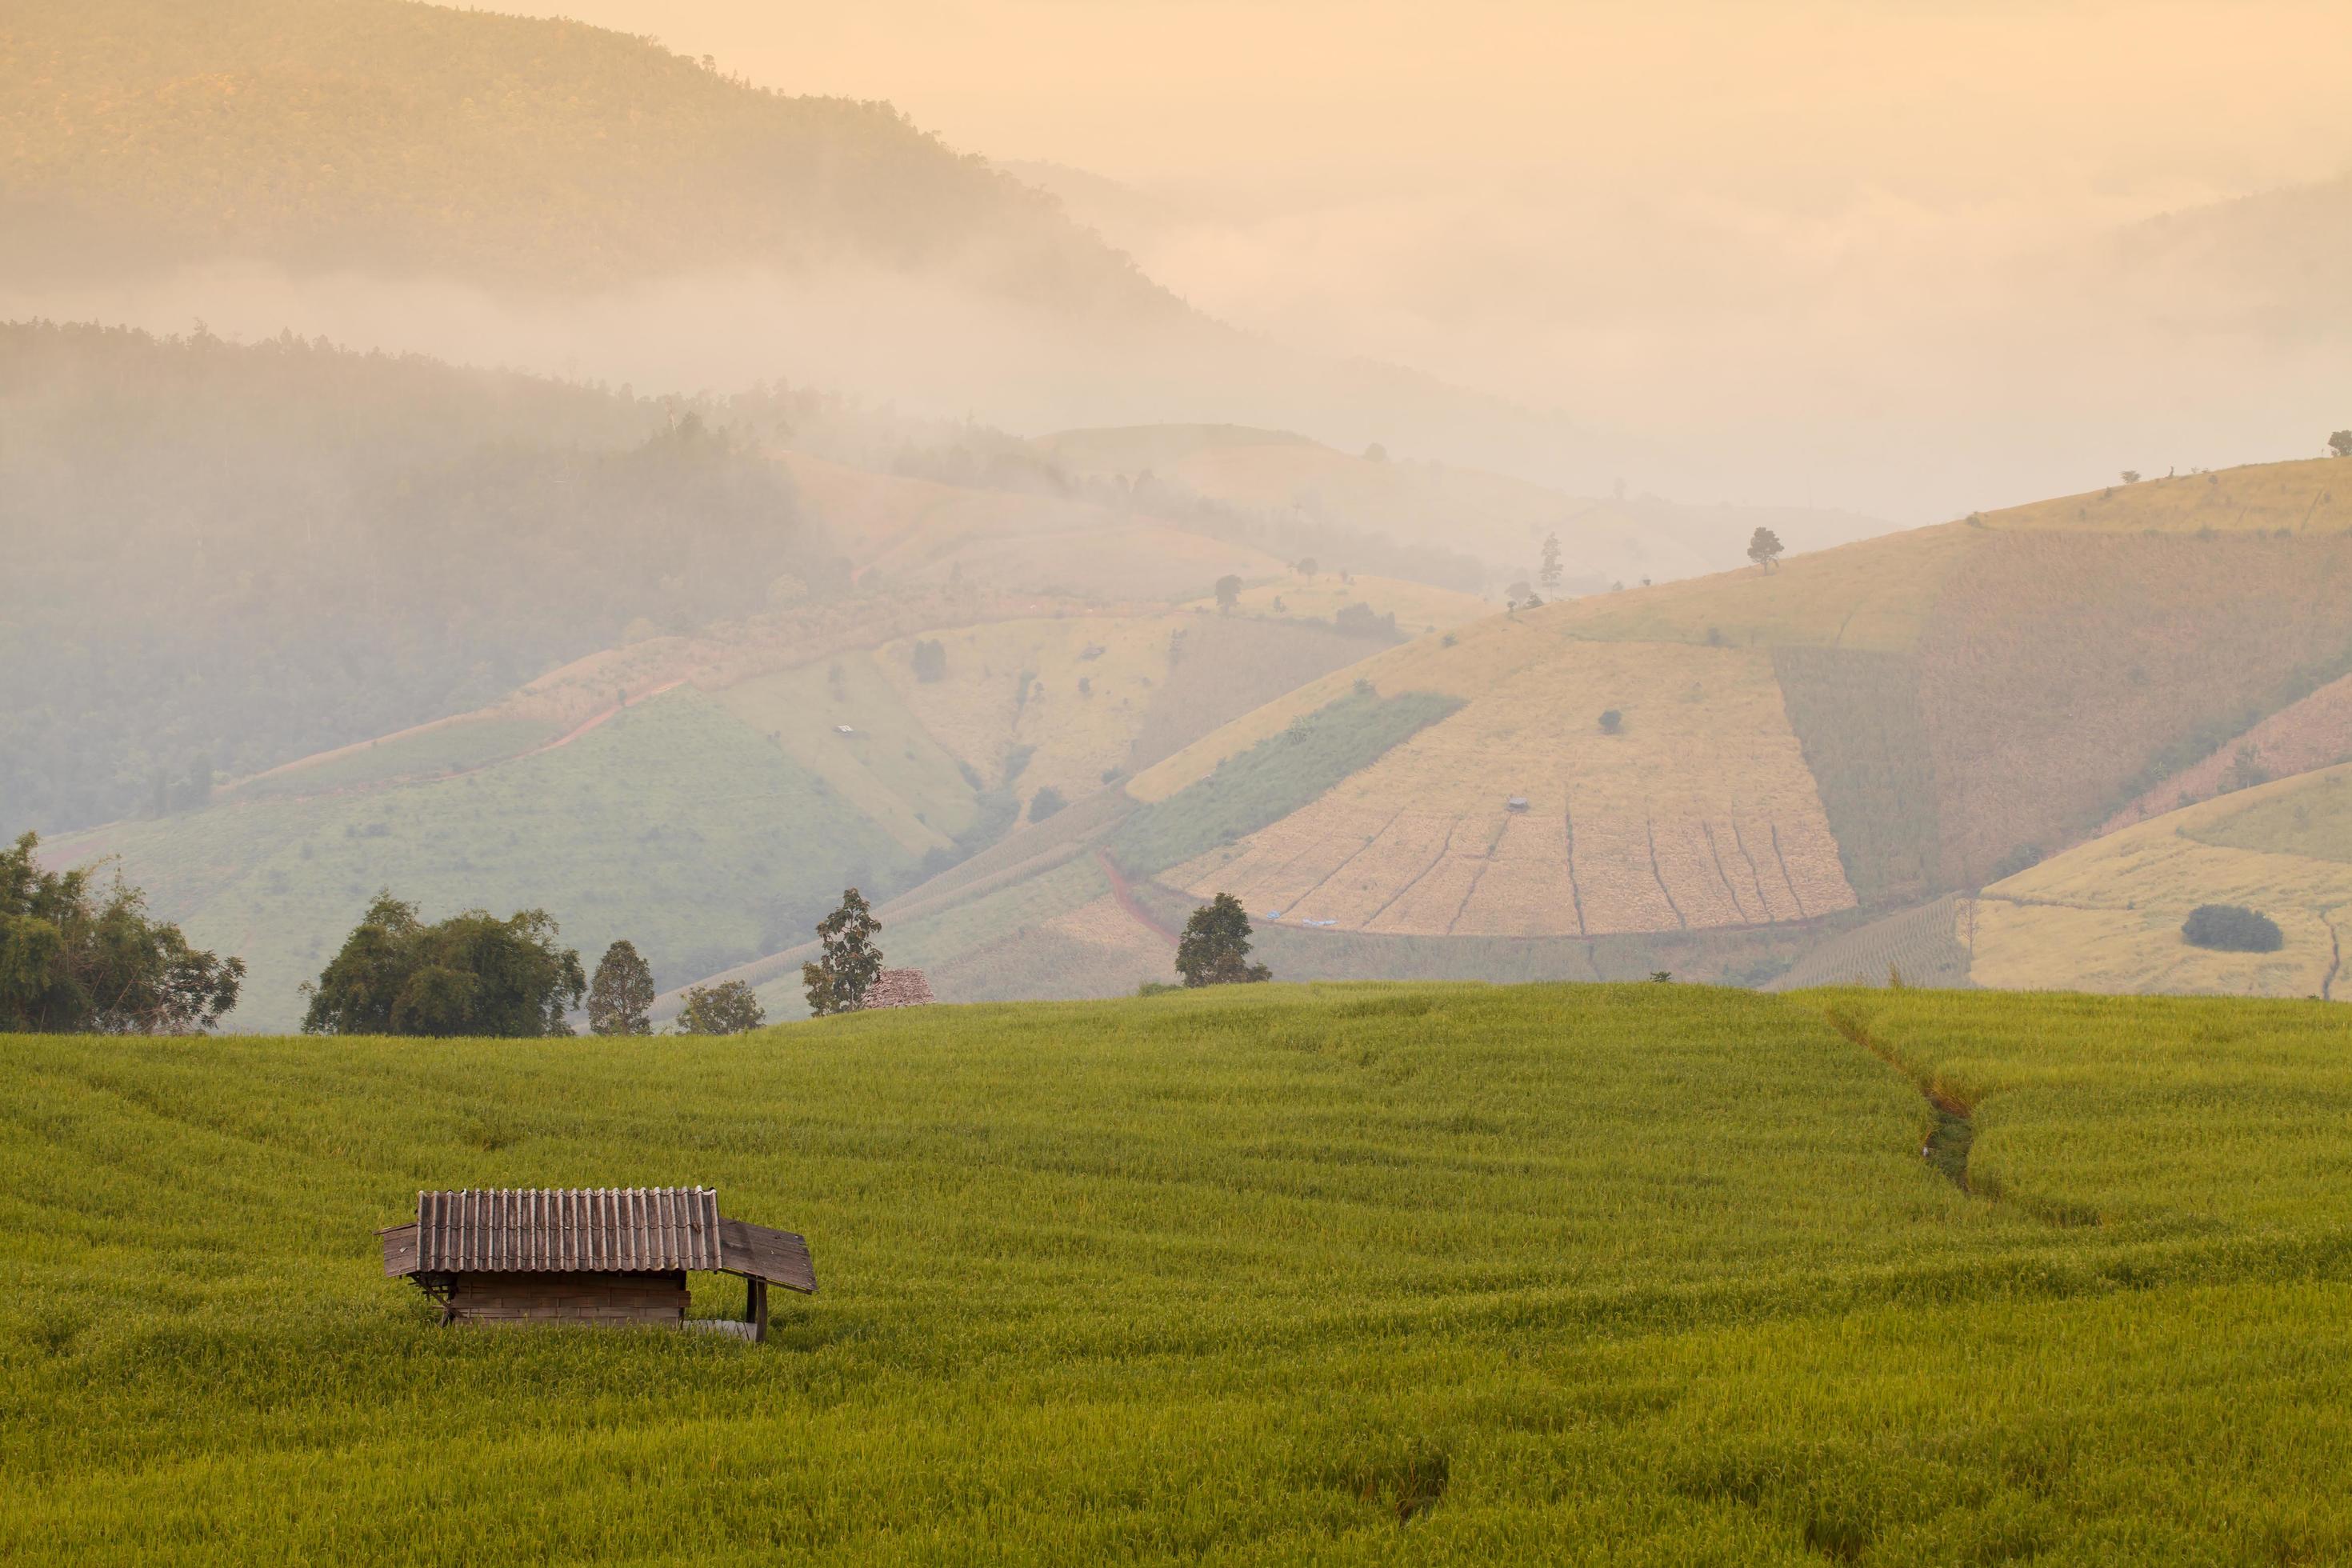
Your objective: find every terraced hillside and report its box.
[14,986,2352,1560]
[705,455,2352,1006]
[1961,763,2352,998]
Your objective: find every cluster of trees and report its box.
[2181,903,2284,954]
[3,324,841,834]
[0,833,245,1033]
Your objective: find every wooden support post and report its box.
[746,1276,769,1343]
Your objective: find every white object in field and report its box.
[834,725,855,735]
[1506,796,1530,811]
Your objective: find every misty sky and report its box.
[497,1,2351,517]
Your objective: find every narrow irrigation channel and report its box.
[1826,1007,1976,1196]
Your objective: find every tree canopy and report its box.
[803,888,885,1015]
[300,893,585,1037]
[675,979,766,1036]
[1175,893,1272,987]
[587,940,656,1037]
[0,833,245,1034]
[1746,526,1786,572]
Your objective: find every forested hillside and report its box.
[0,0,1172,314]
[0,321,833,832]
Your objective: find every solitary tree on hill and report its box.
[1175,892,1271,987]
[676,978,766,1034]
[2330,430,2352,459]
[803,887,883,1015]
[586,940,655,1036]
[1746,526,1785,573]
[1214,574,1242,613]
[1538,530,1563,594]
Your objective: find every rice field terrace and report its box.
[8,982,2352,1562]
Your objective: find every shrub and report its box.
[1598,710,1623,734]
[1028,786,1067,822]
[2182,904,2283,953]
[675,978,765,1034]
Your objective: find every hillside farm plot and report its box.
[1966,764,2352,997]
[1162,640,1854,938]
[13,986,2352,1561]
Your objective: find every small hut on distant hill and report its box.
[861,968,935,1009]
[379,1187,814,1340]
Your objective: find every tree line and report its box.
[3,830,1277,1036]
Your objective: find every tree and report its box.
[1294,557,1318,578]
[675,978,765,1035]
[1175,893,1271,987]
[0,832,245,1033]
[802,887,883,1015]
[2120,470,2142,485]
[1598,709,1623,734]
[1746,526,1785,572]
[586,939,655,1036]
[1214,574,1242,613]
[2330,431,2352,459]
[1028,786,1066,822]
[1538,530,1563,594]
[2182,903,2282,953]
[300,893,585,1037]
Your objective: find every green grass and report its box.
[9,984,2352,1561]
[1111,688,1462,875]
[224,715,565,802]
[2193,768,2352,862]
[55,689,921,1030]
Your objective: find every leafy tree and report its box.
[802,887,884,1015]
[586,939,655,1036]
[1538,531,1563,594]
[1362,442,1388,462]
[1214,574,1243,613]
[1598,709,1624,734]
[1028,786,1067,822]
[1746,526,1785,572]
[675,978,766,1035]
[2121,470,2142,485]
[0,832,245,1034]
[1175,893,1271,987]
[300,893,585,1037]
[1294,558,1318,578]
[2182,903,2283,953]
[910,638,948,682]
[2330,431,2352,459]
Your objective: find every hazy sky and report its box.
[486,3,2352,514]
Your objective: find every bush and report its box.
[2182,904,2284,954]
[1028,786,1067,822]
[1598,710,1623,734]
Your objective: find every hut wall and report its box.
[445,1270,688,1325]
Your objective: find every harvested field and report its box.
[1162,639,1854,938]
[1966,765,2352,996]
[2105,670,2352,833]
[1980,456,2352,534]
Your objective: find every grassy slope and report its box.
[1966,763,2352,998]
[46,690,919,1030]
[10,985,2352,1561]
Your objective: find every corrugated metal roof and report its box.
[413,1187,722,1274]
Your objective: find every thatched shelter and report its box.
[861,968,935,1009]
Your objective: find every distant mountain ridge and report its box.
[0,0,1175,314]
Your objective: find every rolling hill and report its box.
[0,0,1171,313]
[708,455,2352,1012]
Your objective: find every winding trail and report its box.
[1095,850,1179,946]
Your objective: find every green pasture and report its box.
[6,984,2352,1562]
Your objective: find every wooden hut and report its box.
[378,1186,815,1341]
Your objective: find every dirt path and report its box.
[1095,850,1179,946]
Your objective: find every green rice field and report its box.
[6,983,2352,1562]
